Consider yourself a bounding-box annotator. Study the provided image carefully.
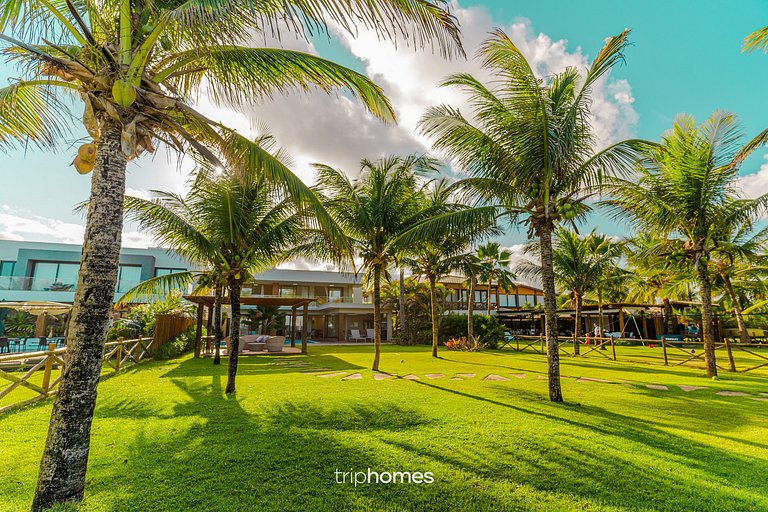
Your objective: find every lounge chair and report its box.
[366,328,375,341]
[349,329,364,343]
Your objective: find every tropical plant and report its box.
[606,112,768,377]
[455,253,485,342]
[243,305,286,335]
[382,276,437,345]
[2,311,35,337]
[624,232,693,335]
[1,1,464,507]
[310,155,444,370]
[417,29,649,402]
[439,313,505,348]
[517,229,622,354]
[476,242,516,315]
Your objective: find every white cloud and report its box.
[0,205,153,248]
[737,154,768,206]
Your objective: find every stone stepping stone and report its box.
[425,373,444,379]
[342,373,363,380]
[451,377,463,381]
[576,377,613,384]
[750,397,768,401]
[510,373,526,379]
[456,373,476,378]
[402,374,420,380]
[537,375,548,380]
[374,373,393,380]
[716,391,750,397]
[484,374,509,382]
[316,372,347,378]
[678,385,708,392]
[760,392,768,397]
[301,368,332,373]
[646,384,668,390]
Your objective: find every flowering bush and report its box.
[444,336,482,352]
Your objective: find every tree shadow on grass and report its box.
[387,380,768,511]
[85,373,514,512]
[158,354,364,379]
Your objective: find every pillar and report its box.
[290,307,297,348]
[194,303,204,358]
[619,307,625,337]
[385,313,392,341]
[302,304,309,354]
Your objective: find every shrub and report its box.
[444,336,481,352]
[2,311,35,337]
[439,314,505,349]
[154,324,205,360]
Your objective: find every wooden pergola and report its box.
[184,295,316,354]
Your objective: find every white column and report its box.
[385,313,393,341]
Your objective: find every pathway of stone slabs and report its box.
[270,359,768,402]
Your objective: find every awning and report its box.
[0,301,72,316]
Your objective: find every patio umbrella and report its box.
[0,301,72,316]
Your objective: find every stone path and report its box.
[483,374,509,382]
[293,364,766,401]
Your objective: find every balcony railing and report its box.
[0,276,77,292]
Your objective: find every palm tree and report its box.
[584,233,626,338]
[312,155,448,371]
[518,229,619,354]
[625,232,693,336]
[417,29,649,402]
[476,242,515,315]
[2,3,463,508]
[606,112,768,377]
[456,253,485,341]
[710,216,768,348]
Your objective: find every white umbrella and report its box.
[0,301,72,316]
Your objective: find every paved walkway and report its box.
[272,359,768,402]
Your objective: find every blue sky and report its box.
[0,0,767,252]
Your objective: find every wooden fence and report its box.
[0,337,152,414]
[504,334,768,373]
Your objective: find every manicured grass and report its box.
[2,345,768,511]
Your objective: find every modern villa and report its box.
[0,240,547,342]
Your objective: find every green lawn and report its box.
[2,345,768,512]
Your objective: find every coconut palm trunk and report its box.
[539,222,563,402]
[723,275,750,345]
[662,298,676,335]
[721,275,741,372]
[372,265,382,371]
[695,257,718,377]
[429,274,439,357]
[33,119,127,511]
[573,292,582,355]
[487,282,492,315]
[225,279,242,394]
[399,268,406,337]
[467,278,475,341]
[213,284,223,365]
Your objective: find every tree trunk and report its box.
[662,297,675,335]
[467,278,475,341]
[225,279,242,394]
[696,257,718,377]
[372,265,382,371]
[573,292,582,355]
[213,284,223,365]
[722,275,741,372]
[33,119,127,511]
[487,281,492,315]
[723,275,750,345]
[429,274,439,357]
[538,222,563,403]
[399,268,406,338]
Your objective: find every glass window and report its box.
[32,262,79,290]
[279,286,296,297]
[117,265,142,293]
[155,267,186,277]
[328,288,342,302]
[0,261,14,276]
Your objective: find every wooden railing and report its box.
[0,337,153,414]
[503,334,768,373]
